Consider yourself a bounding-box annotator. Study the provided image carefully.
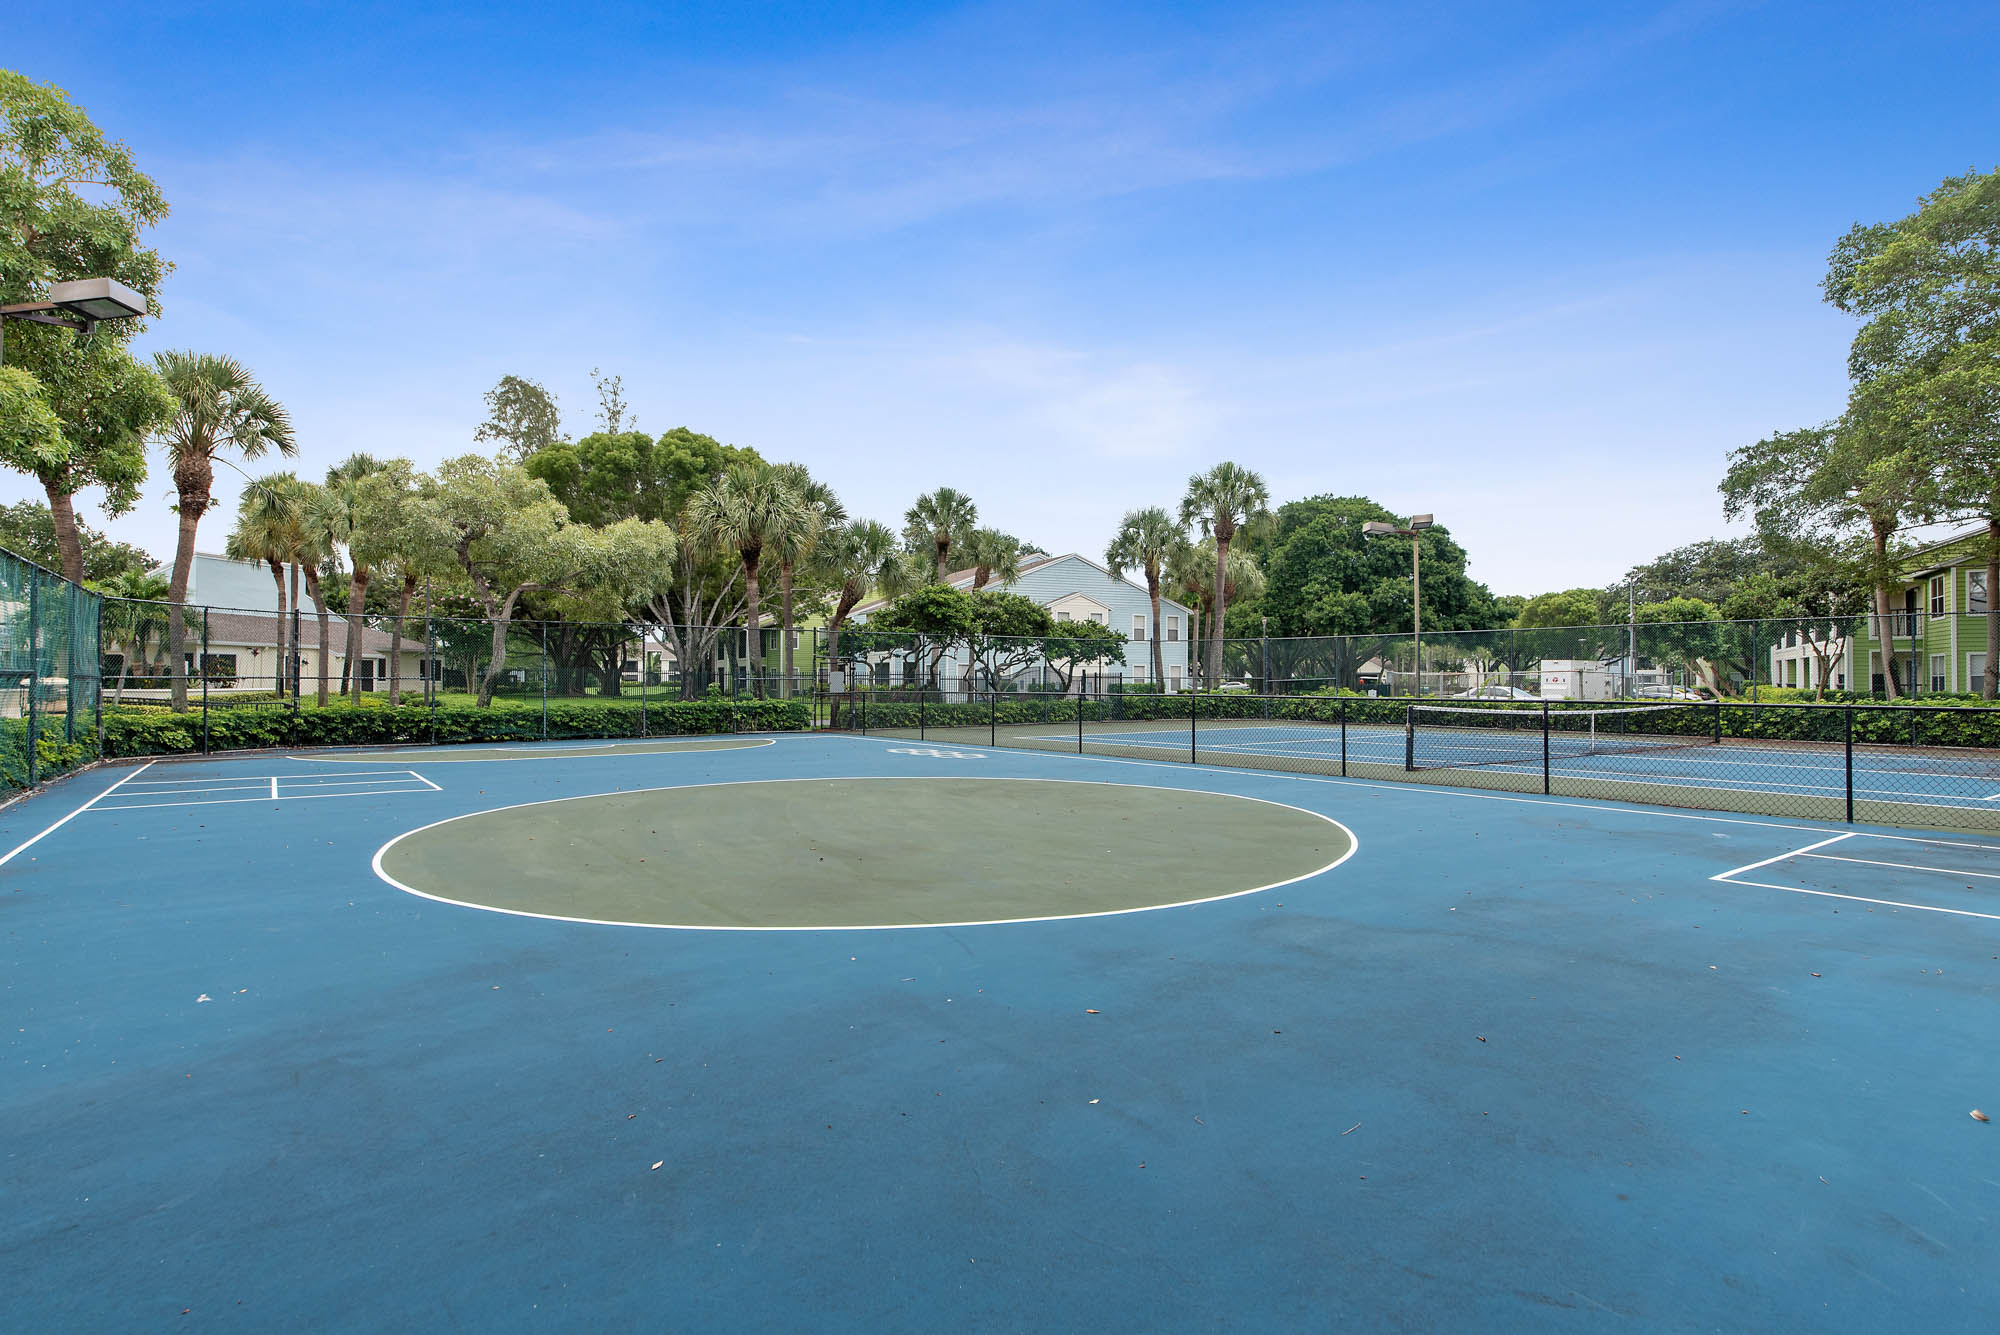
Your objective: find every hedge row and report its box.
[101,698,812,758]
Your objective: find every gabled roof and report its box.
[850,551,1193,619]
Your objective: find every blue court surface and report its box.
[4,733,1997,1332]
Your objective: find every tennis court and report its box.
[5,730,1995,1332]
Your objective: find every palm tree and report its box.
[1168,538,1265,686]
[816,519,903,694]
[903,487,978,581]
[291,480,342,707]
[1179,463,1270,685]
[772,465,846,698]
[95,569,170,701]
[152,352,295,711]
[963,528,1025,591]
[225,474,306,696]
[323,453,389,702]
[687,462,811,697]
[1106,507,1187,689]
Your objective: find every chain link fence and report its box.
[0,546,102,789]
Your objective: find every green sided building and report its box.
[1850,526,1995,697]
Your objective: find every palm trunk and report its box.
[1147,571,1165,688]
[1209,528,1231,686]
[166,503,203,712]
[264,558,288,696]
[303,565,331,706]
[778,560,796,698]
[345,566,371,702]
[742,554,764,698]
[44,485,86,586]
[389,574,415,705]
[935,541,949,582]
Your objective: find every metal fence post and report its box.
[1403,703,1414,772]
[1844,704,1854,823]
[990,690,997,747]
[1340,696,1348,777]
[1750,619,1759,702]
[539,622,548,739]
[639,625,649,737]
[1541,700,1551,795]
[25,576,38,788]
[919,691,927,741]
[1190,689,1197,764]
[200,606,210,754]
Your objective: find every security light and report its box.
[1409,514,1434,530]
[49,277,148,322]
[1361,521,1396,538]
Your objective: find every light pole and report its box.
[1363,514,1435,696]
[0,278,149,364]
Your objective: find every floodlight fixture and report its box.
[49,277,149,323]
[1,276,150,366]
[1409,513,1435,530]
[1361,521,1397,538]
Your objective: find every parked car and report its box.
[1630,684,1707,702]
[1450,684,1540,700]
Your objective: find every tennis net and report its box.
[1406,702,1718,771]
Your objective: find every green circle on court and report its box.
[304,737,773,763]
[375,777,1353,928]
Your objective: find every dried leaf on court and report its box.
[1973,1110,1990,1122]
[1341,1122,1361,1136]
[651,1161,664,1170]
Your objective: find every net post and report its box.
[1541,700,1551,795]
[1844,704,1854,823]
[1403,703,1414,771]
[1340,696,1348,777]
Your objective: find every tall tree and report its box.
[345,459,435,705]
[416,455,674,706]
[1179,463,1270,684]
[225,473,306,696]
[96,568,170,700]
[0,72,172,582]
[472,375,563,461]
[687,462,811,697]
[903,487,978,581]
[590,368,632,435]
[1827,169,2000,695]
[771,464,845,697]
[1721,412,1925,698]
[817,519,903,692]
[1105,507,1185,688]
[322,453,391,701]
[151,352,295,710]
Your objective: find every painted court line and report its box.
[1711,876,2000,922]
[1796,852,2000,881]
[1709,833,1857,883]
[371,775,1359,933]
[0,761,155,868]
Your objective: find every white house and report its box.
[848,552,1197,692]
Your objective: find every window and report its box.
[1971,653,1987,696]
[1056,610,1073,622]
[1169,666,1183,691]
[1972,570,1989,614]
[1931,654,1947,693]
[1088,611,1106,625]
[1930,575,1948,617]
[1132,614,1147,641]
[1785,659,1797,686]
[1167,615,1181,642]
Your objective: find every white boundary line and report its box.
[92,786,435,812]
[1709,833,1856,882]
[371,775,1359,933]
[1798,851,2000,880]
[1711,876,2000,922]
[0,760,155,868]
[288,737,777,764]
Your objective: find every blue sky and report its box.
[9,1,1997,594]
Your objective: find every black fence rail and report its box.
[829,689,2000,834]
